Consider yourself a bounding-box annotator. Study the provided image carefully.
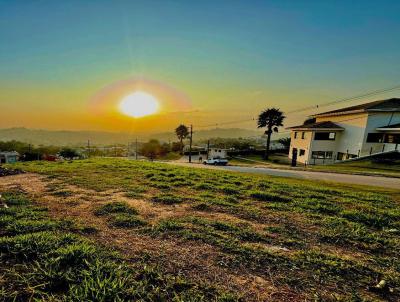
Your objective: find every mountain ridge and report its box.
[0,127,267,146]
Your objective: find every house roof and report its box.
[376,122,400,129]
[313,98,400,117]
[287,121,344,131]
[376,123,400,131]
[0,151,19,156]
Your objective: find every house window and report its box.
[314,132,336,140]
[366,133,384,143]
[337,152,345,160]
[312,151,333,159]
[294,132,298,139]
[299,149,305,156]
[301,132,305,139]
[384,134,400,144]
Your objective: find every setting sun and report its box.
[119,91,159,118]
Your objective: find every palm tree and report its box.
[175,124,189,153]
[257,108,286,160]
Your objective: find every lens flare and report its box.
[119,91,159,118]
[89,77,192,117]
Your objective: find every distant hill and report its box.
[150,128,265,142]
[0,127,270,146]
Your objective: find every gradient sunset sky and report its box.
[1,0,400,133]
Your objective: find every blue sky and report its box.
[1,0,400,131]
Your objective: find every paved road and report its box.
[168,162,400,189]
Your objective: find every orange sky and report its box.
[1,2,400,134]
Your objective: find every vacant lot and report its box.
[308,158,400,178]
[1,158,399,301]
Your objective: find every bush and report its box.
[59,148,80,160]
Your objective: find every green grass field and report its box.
[231,153,400,178]
[1,158,400,301]
[229,153,291,167]
[308,158,400,177]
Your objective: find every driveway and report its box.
[168,162,400,189]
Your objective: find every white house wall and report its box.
[289,111,400,165]
[289,131,312,164]
[309,132,341,164]
[362,112,400,154]
[209,149,227,159]
[316,113,368,156]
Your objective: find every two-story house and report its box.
[288,98,400,165]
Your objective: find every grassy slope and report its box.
[231,154,400,178]
[3,158,400,301]
[229,154,291,167]
[0,191,235,301]
[308,159,400,177]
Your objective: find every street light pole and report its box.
[189,125,193,163]
[135,138,138,160]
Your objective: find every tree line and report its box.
[1,108,291,162]
[0,140,81,160]
[175,108,288,160]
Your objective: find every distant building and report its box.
[208,148,228,159]
[253,137,285,150]
[183,145,205,153]
[0,151,19,164]
[288,98,400,165]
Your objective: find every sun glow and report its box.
[119,91,159,118]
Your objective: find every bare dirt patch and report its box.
[0,173,300,301]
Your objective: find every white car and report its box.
[203,158,228,166]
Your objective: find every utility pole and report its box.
[135,139,138,160]
[87,140,90,158]
[188,125,193,163]
[207,140,210,159]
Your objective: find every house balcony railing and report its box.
[358,143,399,158]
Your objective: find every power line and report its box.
[196,118,256,129]
[194,83,400,129]
[167,110,397,146]
[280,110,398,135]
[286,83,400,115]
[188,125,193,163]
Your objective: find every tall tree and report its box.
[140,139,162,161]
[257,108,286,160]
[175,124,189,153]
[59,148,80,160]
